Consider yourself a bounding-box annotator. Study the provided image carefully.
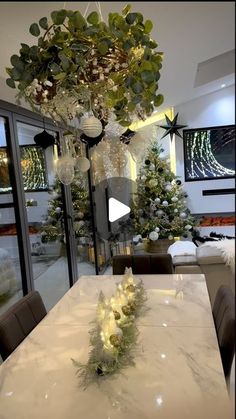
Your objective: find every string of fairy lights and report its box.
[186,130,235,179]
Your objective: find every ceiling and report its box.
[0,1,235,113]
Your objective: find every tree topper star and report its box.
[157,113,187,141]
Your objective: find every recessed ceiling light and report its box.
[221,83,226,88]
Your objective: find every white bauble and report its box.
[180,212,187,219]
[159,153,166,160]
[81,117,103,138]
[76,157,90,172]
[165,184,172,192]
[56,155,75,185]
[149,179,158,188]
[168,234,174,240]
[171,196,178,203]
[55,207,61,214]
[149,164,155,171]
[156,209,164,217]
[162,201,169,207]
[149,231,159,241]
[155,227,160,233]
[185,224,192,230]
[77,212,84,219]
[174,209,178,213]
[154,197,161,204]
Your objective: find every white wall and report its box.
[175,85,235,214]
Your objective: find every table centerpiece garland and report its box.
[72,268,147,388]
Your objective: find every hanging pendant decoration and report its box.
[56,155,75,185]
[157,113,187,141]
[34,129,55,149]
[6,5,164,129]
[76,156,90,173]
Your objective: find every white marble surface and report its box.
[0,274,232,419]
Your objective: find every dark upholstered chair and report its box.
[213,285,235,380]
[0,291,47,361]
[112,254,174,275]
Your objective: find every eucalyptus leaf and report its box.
[122,4,131,16]
[39,17,48,30]
[154,94,164,107]
[140,70,155,84]
[126,13,137,24]
[131,81,144,94]
[29,23,40,37]
[54,72,67,80]
[144,20,153,33]
[69,11,87,30]
[97,41,109,55]
[51,10,67,25]
[87,11,99,25]
[50,62,61,74]
[10,55,20,67]
[11,68,22,80]
[6,78,16,88]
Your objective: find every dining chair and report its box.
[212,285,235,380]
[0,290,47,361]
[112,254,174,275]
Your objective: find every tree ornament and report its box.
[56,155,75,185]
[34,130,55,149]
[168,234,174,240]
[185,224,192,230]
[162,200,169,207]
[149,231,159,241]
[171,196,178,202]
[158,167,164,173]
[180,212,187,219]
[109,334,123,348]
[81,117,103,138]
[156,209,164,217]
[77,212,84,219]
[149,179,158,188]
[145,159,151,165]
[155,227,160,232]
[122,305,133,316]
[149,164,155,171]
[154,197,161,204]
[174,209,178,213]
[157,113,187,141]
[176,180,182,185]
[55,207,61,214]
[76,157,90,172]
[165,184,172,192]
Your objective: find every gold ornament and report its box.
[126,284,135,293]
[122,305,133,316]
[113,310,121,320]
[128,301,137,312]
[109,334,123,348]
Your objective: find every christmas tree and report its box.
[131,145,196,244]
[41,173,92,244]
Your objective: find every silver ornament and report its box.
[162,201,169,207]
[180,212,187,219]
[149,231,159,241]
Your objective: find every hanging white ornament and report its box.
[81,116,103,138]
[159,153,166,160]
[76,157,90,172]
[149,231,159,241]
[180,212,187,219]
[154,197,161,204]
[171,196,178,202]
[77,212,84,219]
[185,224,192,230]
[162,200,169,207]
[168,234,174,240]
[56,155,75,185]
[174,209,178,213]
[155,227,160,232]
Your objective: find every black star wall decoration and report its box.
[157,113,187,141]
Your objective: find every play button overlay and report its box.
[109,198,130,222]
[92,177,137,241]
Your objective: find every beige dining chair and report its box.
[212,285,235,381]
[0,290,47,361]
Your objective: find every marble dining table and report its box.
[0,274,233,419]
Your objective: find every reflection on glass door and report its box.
[0,116,23,315]
[15,121,71,311]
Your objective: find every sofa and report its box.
[168,240,235,306]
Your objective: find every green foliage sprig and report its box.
[6,5,164,127]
